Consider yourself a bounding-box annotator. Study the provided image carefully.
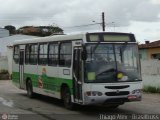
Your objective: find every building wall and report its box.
[139,49,148,60]
[139,47,160,60]
[142,75,160,89]
[0,57,8,70]
[0,29,9,38]
[141,59,160,89]
[141,59,160,75]
[147,47,160,59]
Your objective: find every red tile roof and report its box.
[139,40,160,49]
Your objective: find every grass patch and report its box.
[143,86,160,93]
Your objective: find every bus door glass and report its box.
[73,47,83,102]
[19,50,25,89]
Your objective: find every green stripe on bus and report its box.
[12,72,73,94]
[12,72,20,83]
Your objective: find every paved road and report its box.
[0,80,160,120]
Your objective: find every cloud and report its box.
[131,0,160,22]
[151,0,160,4]
[0,0,160,41]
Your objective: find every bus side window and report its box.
[13,45,19,64]
[25,44,30,64]
[29,44,38,65]
[48,43,58,66]
[38,43,48,65]
[59,42,72,67]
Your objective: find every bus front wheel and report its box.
[26,80,34,98]
[63,87,74,110]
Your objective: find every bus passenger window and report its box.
[29,44,38,65]
[48,43,58,66]
[59,42,72,67]
[39,43,48,65]
[13,45,19,64]
[25,45,29,64]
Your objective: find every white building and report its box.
[0,28,9,38]
[0,34,38,56]
[0,34,38,74]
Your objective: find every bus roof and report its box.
[13,32,134,45]
[13,33,85,45]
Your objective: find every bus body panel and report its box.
[82,82,142,105]
[12,32,142,107]
[12,62,20,87]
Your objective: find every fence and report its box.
[142,75,160,89]
[141,59,160,75]
[141,60,160,89]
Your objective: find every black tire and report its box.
[26,80,34,98]
[63,87,75,110]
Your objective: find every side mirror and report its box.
[81,46,87,60]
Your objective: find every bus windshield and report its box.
[85,43,141,83]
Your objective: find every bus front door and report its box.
[19,50,25,89]
[73,47,83,103]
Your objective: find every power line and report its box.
[64,12,106,31]
[63,22,101,29]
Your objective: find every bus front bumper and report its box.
[83,93,142,105]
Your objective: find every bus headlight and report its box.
[97,92,103,96]
[85,91,103,96]
[132,89,142,94]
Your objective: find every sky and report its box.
[0,0,160,43]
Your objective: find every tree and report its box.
[39,26,64,36]
[4,25,16,35]
[17,25,64,37]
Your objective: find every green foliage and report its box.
[0,69,8,74]
[143,86,160,93]
[4,25,16,34]
[0,69,9,80]
[17,25,64,37]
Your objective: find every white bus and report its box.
[12,32,142,109]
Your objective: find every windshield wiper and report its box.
[91,42,101,55]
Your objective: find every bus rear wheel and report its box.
[63,87,75,110]
[26,80,34,98]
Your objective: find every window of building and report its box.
[39,43,48,65]
[59,42,72,67]
[29,44,38,64]
[25,44,30,64]
[48,43,58,66]
[13,45,19,64]
[151,53,160,60]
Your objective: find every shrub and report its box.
[0,69,9,80]
[143,86,160,93]
[0,69,8,74]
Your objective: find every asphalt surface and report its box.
[0,80,160,120]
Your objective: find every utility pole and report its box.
[102,12,105,31]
